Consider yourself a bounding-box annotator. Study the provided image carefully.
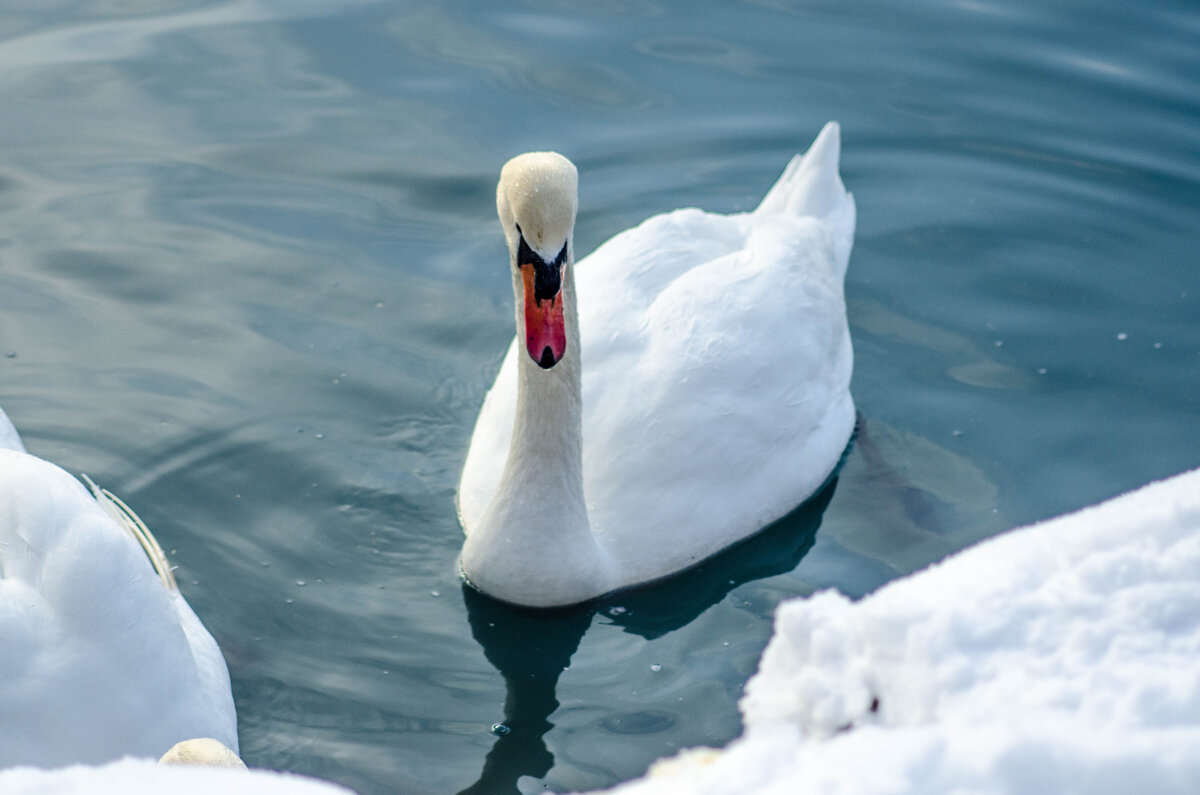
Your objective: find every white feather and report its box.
[0,440,236,766]
[459,122,856,607]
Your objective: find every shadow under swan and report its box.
[457,474,839,795]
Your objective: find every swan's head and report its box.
[496,151,578,370]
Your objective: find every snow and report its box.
[0,757,354,794]
[595,467,1200,795]
[6,468,1199,794]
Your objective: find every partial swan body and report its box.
[159,738,245,768]
[0,408,237,767]
[458,123,856,608]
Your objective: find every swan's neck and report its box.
[461,257,615,607]
[509,339,585,506]
[502,252,586,517]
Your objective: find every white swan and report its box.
[458,122,856,608]
[0,408,237,768]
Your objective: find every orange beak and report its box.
[522,263,566,369]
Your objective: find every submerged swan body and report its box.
[459,123,856,608]
[0,408,237,767]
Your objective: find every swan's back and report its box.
[460,123,855,588]
[0,448,237,766]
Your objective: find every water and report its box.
[0,1,1197,792]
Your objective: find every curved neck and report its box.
[495,252,586,526]
[461,252,615,607]
[509,260,583,491]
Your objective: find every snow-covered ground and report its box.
[5,468,1198,794]
[0,757,353,794]
[598,466,1200,795]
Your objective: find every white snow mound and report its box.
[597,467,1200,795]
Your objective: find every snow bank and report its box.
[599,467,1200,795]
[11,469,1198,795]
[0,757,354,794]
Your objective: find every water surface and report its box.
[0,1,1197,793]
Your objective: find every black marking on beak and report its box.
[517,231,569,303]
[537,346,556,369]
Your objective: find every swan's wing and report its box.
[80,477,238,755]
[83,475,179,592]
[756,121,847,222]
[457,340,518,533]
[757,121,854,279]
[456,208,749,534]
[581,209,855,577]
[0,450,236,765]
[583,125,855,575]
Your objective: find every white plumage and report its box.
[0,408,237,767]
[458,123,856,607]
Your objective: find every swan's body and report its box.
[0,409,237,767]
[459,123,855,608]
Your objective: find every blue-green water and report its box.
[1,1,1197,793]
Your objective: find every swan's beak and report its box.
[521,261,566,369]
[518,235,568,369]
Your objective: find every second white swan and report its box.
[0,408,237,767]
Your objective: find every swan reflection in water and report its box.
[457,475,839,795]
